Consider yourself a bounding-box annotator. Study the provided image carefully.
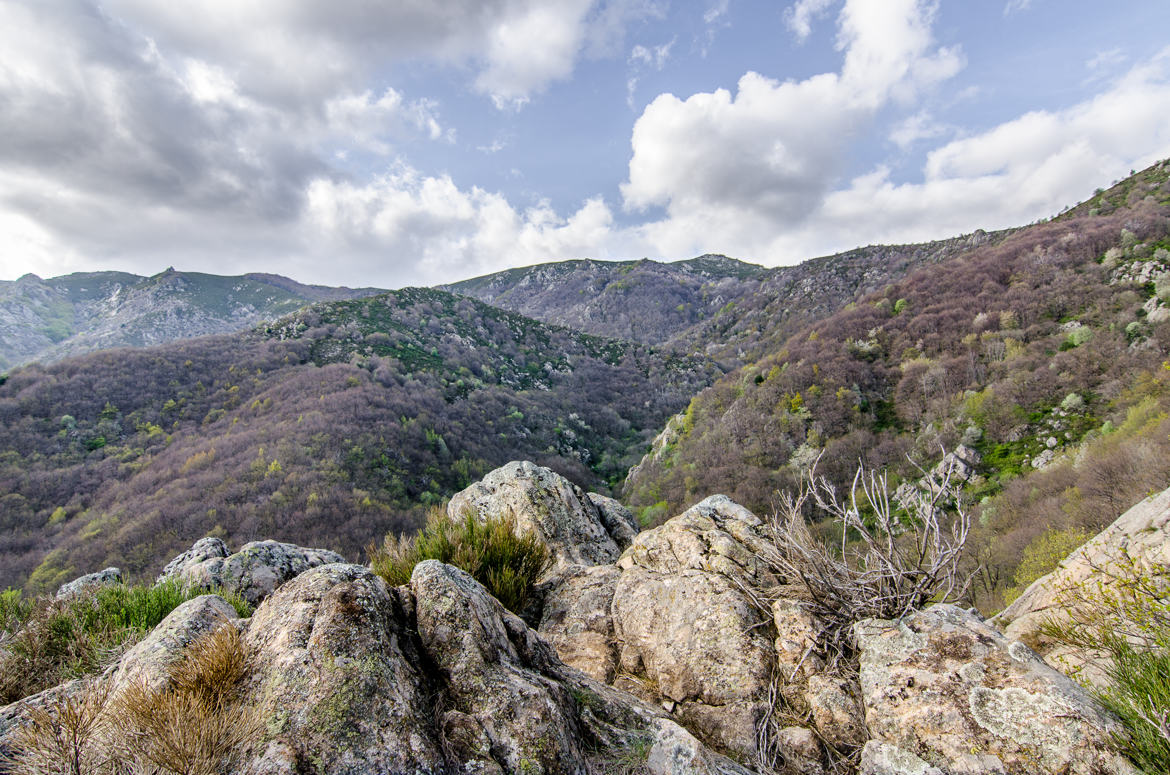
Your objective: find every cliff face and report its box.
[0,461,1139,775]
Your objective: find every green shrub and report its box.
[1003,526,1092,604]
[368,506,550,614]
[0,581,253,704]
[0,588,30,635]
[1043,553,1170,771]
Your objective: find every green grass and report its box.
[1097,639,1170,772]
[368,506,550,614]
[0,579,253,704]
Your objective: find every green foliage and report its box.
[635,500,671,527]
[893,297,908,315]
[368,507,551,615]
[0,587,30,634]
[1003,526,1092,604]
[1043,554,1170,772]
[0,580,253,704]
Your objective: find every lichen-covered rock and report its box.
[447,460,624,571]
[855,604,1138,775]
[412,559,592,773]
[996,485,1170,670]
[587,492,641,550]
[610,495,777,758]
[158,537,345,605]
[240,563,445,775]
[55,566,122,600]
[412,559,753,775]
[859,741,943,775]
[111,594,240,694]
[537,563,622,682]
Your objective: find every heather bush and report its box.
[369,506,550,614]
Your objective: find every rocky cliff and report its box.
[0,462,1140,774]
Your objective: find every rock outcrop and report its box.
[855,604,1136,775]
[54,566,122,600]
[157,536,345,605]
[995,486,1170,668]
[447,460,636,572]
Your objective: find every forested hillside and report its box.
[624,160,1170,610]
[0,288,712,591]
[0,268,384,370]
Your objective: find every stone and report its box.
[537,563,622,682]
[610,495,777,758]
[587,491,642,550]
[859,741,943,775]
[855,604,1138,775]
[447,460,624,572]
[803,675,866,748]
[55,567,122,600]
[996,485,1170,672]
[240,563,445,774]
[110,594,240,695]
[158,537,345,606]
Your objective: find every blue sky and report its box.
[1,0,1169,288]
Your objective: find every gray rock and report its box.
[110,594,240,695]
[537,563,623,682]
[587,492,642,549]
[996,485,1170,674]
[859,741,943,775]
[448,460,624,572]
[240,563,444,774]
[611,495,777,759]
[158,537,345,605]
[55,567,122,600]
[855,604,1137,775]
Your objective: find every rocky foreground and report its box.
[1,461,1148,774]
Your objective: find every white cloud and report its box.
[1003,0,1034,15]
[622,0,962,248]
[784,0,835,42]
[889,111,946,150]
[630,39,675,70]
[301,168,620,286]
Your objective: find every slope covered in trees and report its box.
[0,288,713,591]
[623,160,1170,609]
[0,268,385,371]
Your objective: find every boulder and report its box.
[587,492,641,550]
[995,485,1170,671]
[158,537,345,605]
[855,604,1137,775]
[537,563,623,682]
[240,563,445,774]
[110,594,240,695]
[55,567,122,600]
[411,560,753,775]
[447,461,625,572]
[610,495,778,758]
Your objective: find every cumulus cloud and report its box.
[622,0,962,250]
[630,44,1170,264]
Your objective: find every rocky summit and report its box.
[0,460,1141,775]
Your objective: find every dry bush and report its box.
[3,681,118,775]
[110,622,261,775]
[760,456,973,667]
[4,622,261,775]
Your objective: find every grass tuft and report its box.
[368,505,550,614]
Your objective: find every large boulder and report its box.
[537,563,624,682]
[447,461,630,572]
[609,496,781,759]
[158,537,346,606]
[240,563,445,774]
[995,486,1170,671]
[411,559,753,775]
[854,604,1137,775]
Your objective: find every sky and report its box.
[2,0,1169,289]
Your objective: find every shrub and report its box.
[1043,552,1170,772]
[1003,526,1092,604]
[368,506,550,615]
[0,581,253,704]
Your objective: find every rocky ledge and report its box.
[1,461,1145,775]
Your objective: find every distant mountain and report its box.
[443,238,1008,368]
[0,287,714,591]
[443,254,767,346]
[0,269,385,371]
